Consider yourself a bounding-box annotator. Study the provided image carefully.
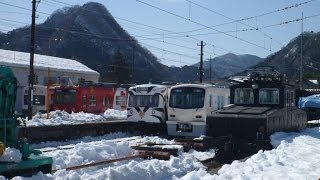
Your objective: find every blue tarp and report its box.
[298,94,320,109]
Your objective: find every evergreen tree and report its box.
[106,49,131,84]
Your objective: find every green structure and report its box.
[0,66,52,178]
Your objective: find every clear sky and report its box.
[1,0,320,67]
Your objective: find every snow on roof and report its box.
[0,49,99,75]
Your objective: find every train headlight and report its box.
[130,110,133,115]
[152,110,155,114]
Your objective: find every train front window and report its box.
[259,88,279,104]
[234,88,254,104]
[128,95,159,107]
[169,87,205,109]
[55,90,76,104]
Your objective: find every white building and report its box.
[0,49,100,114]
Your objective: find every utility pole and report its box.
[299,12,303,90]
[209,55,212,83]
[132,42,135,84]
[28,0,36,119]
[198,41,205,83]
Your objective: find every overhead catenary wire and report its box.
[135,0,316,39]
[39,0,227,56]
[136,0,271,52]
[0,1,51,16]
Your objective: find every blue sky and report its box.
[1,0,320,67]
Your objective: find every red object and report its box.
[52,83,120,113]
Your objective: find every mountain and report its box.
[194,53,263,78]
[257,31,320,80]
[0,2,202,84]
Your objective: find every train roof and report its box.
[129,84,167,89]
[171,83,228,89]
[0,49,99,75]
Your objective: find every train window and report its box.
[234,88,254,104]
[259,88,279,104]
[169,87,205,109]
[128,95,159,107]
[217,96,224,109]
[82,96,86,106]
[33,95,45,105]
[54,90,76,104]
[116,96,126,106]
[89,96,96,106]
[209,95,212,107]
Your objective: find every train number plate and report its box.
[177,123,192,132]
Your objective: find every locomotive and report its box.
[206,70,307,153]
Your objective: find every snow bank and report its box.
[0,147,22,163]
[103,109,127,119]
[31,132,130,149]
[181,127,320,179]
[24,109,127,127]
[40,136,210,180]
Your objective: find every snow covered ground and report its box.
[2,108,320,179]
[20,109,127,127]
[2,127,320,179]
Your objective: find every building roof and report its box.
[0,49,99,75]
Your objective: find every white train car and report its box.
[22,85,48,116]
[127,84,169,128]
[167,84,230,137]
[113,87,128,111]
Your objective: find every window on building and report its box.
[33,95,45,106]
[24,95,28,105]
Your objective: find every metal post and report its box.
[28,0,36,119]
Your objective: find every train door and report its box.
[82,95,87,112]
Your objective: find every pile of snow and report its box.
[5,127,320,179]
[0,147,22,163]
[181,127,320,179]
[103,109,127,119]
[23,109,127,127]
[47,136,209,179]
[31,132,131,149]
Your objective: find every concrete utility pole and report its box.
[28,0,36,119]
[198,41,205,83]
[209,55,212,83]
[299,12,303,90]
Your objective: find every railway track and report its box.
[20,120,129,143]
[41,134,260,176]
[38,136,143,153]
